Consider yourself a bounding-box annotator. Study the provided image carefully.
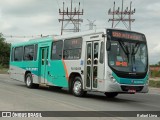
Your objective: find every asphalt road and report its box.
[0,74,160,120]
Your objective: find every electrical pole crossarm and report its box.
[108,0,135,30]
[58,0,84,35]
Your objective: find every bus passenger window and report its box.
[87,43,91,65]
[24,45,34,61]
[14,47,23,61]
[63,38,82,60]
[11,48,14,61]
[51,41,63,60]
[94,42,99,64]
[34,44,38,61]
[42,49,45,65]
[99,42,104,64]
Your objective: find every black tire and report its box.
[105,92,118,98]
[25,73,39,89]
[25,73,34,88]
[72,77,86,97]
[68,78,73,94]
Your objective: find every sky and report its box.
[0,0,160,64]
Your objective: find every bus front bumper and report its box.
[105,81,149,93]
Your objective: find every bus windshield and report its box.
[108,40,148,73]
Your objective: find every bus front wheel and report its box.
[72,77,86,97]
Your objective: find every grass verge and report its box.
[149,80,160,88]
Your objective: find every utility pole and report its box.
[58,0,84,35]
[108,0,135,30]
[86,19,96,30]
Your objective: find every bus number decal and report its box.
[71,67,81,70]
[26,67,38,71]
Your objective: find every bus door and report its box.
[40,47,49,84]
[85,41,100,90]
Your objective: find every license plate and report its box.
[128,89,136,93]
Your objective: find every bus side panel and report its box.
[10,61,39,83]
[47,60,68,87]
[10,64,25,82]
[64,60,83,79]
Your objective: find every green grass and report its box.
[149,80,160,88]
[0,68,9,74]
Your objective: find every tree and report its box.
[0,33,11,68]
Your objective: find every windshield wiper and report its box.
[132,42,140,55]
[131,42,140,63]
[118,41,130,61]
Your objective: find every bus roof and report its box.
[11,28,106,47]
[11,28,144,47]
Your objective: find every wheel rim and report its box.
[26,76,31,86]
[73,81,82,95]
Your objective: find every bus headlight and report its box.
[107,72,117,83]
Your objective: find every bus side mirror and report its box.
[106,36,111,51]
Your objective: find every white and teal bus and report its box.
[9,28,149,98]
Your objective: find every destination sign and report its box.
[112,31,143,41]
[107,29,146,42]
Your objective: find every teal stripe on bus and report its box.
[112,72,148,85]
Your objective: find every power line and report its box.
[2,34,58,39]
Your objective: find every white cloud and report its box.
[0,0,160,64]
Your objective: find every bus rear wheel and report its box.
[25,73,39,88]
[72,77,86,97]
[104,92,118,98]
